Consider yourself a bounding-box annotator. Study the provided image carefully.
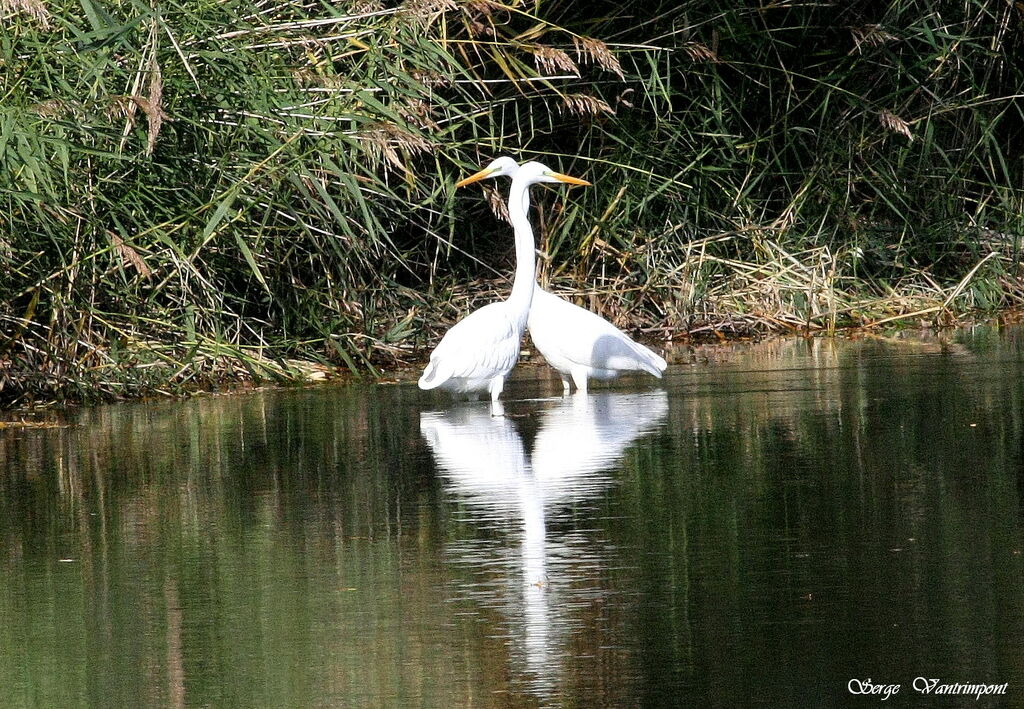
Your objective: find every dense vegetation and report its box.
[2,0,1022,404]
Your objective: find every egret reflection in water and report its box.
[419,391,668,699]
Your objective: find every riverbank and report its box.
[4,278,1023,410]
[6,234,1022,408]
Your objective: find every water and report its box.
[2,327,1024,707]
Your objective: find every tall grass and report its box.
[1,0,1022,404]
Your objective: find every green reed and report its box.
[1,0,1022,404]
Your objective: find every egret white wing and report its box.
[529,289,666,376]
[421,302,523,385]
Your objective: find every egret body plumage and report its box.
[477,158,668,394]
[418,159,589,403]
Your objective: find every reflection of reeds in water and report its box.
[624,328,1024,704]
[0,387,531,706]
[3,331,1024,704]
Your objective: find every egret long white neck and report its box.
[506,176,536,320]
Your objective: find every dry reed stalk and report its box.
[140,54,166,155]
[532,45,579,76]
[409,68,451,88]
[400,0,457,24]
[210,10,397,42]
[849,25,898,53]
[461,0,503,37]
[359,122,434,173]
[109,233,153,279]
[30,99,71,117]
[879,109,913,140]
[397,98,440,131]
[1,0,50,27]
[573,36,624,78]
[682,41,717,62]
[559,93,614,116]
[483,185,510,223]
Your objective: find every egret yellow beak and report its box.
[546,171,591,186]
[455,168,496,188]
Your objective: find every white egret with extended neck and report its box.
[467,158,667,394]
[418,159,590,403]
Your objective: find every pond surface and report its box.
[2,327,1024,707]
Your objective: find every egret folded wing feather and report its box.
[529,289,665,377]
[421,302,522,386]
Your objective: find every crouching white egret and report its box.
[418,159,590,403]
[470,158,668,394]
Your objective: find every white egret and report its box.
[418,159,590,403]
[473,158,668,394]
